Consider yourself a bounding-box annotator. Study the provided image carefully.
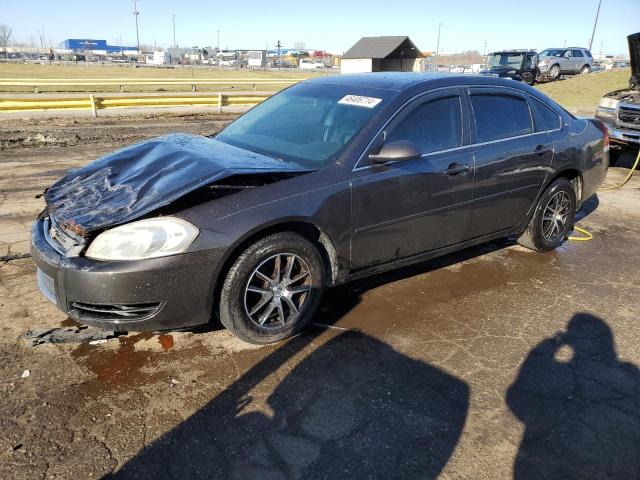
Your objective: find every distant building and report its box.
[56,39,138,56]
[248,50,267,68]
[341,36,424,74]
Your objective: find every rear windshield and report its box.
[217,83,395,169]
[487,53,523,68]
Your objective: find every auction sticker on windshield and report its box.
[338,95,382,108]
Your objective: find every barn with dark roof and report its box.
[341,36,424,74]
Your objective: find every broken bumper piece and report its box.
[30,217,224,331]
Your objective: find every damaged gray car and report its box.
[32,73,608,343]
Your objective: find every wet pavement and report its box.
[1,115,639,479]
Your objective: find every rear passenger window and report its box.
[529,97,561,132]
[470,94,533,142]
[571,49,583,57]
[386,96,462,154]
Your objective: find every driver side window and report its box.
[385,96,463,155]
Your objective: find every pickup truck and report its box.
[595,33,640,163]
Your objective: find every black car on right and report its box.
[482,50,539,85]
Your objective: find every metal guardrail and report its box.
[0,78,302,93]
[0,93,271,116]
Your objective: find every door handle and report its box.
[445,162,470,175]
[535,145,552,156]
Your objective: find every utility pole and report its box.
[588,0,602,51]
[133,0,141,58]
[277,39,282,71]
[435,22,442,63]
[172,14,176,48]
[483,40,488,56]
[217,30,220,51]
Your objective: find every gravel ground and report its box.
[1,114,639,479]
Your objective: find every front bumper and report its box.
[30,217,225,331]
[601,121,640,146]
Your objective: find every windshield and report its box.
[487,53,523,68]
[216,83,392,169]
[540,49,566,57]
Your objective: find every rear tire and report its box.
[580,65,591,74]
[219,232,325,344]
[517,178,576,252]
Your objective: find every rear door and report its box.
[571,49,585,72]
[466,87,554,238]
[350,88,474,270]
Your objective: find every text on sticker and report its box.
[338,95,382,108]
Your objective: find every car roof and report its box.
[490,50,537,54]
[305,72,532,92]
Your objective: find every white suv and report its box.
[538,48,594,80]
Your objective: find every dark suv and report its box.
[482,50,538,85]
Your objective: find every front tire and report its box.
[517,178,576,252]
[219,232,325,344]
[548,64,561,80]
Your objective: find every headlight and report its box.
[85,217,199,261]
[598,97,619,109]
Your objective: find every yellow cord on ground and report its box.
[568,226,593,241]
[600,147,640,190]
[569,147,639,241]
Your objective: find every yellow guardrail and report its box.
[0,78,302,92]
[0,93,271,116]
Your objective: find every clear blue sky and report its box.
[2,0,638,55]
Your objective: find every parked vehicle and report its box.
[299,59,326,70]
[482,50,538,84]
[538,47,594,80]
[31,73,609,343]
[595,33,640,163]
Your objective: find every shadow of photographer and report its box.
[507,312,640,479]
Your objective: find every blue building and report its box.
[57,39,138,54]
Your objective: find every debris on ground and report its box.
[21,370,30,378]
[19,326,123,347]
[0,253,31,262]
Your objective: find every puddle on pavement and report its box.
[158,333,174,352]
[72,332,155,390]
[68,331,204,391]
[319,244,566,333]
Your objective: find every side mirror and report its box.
[368,140,421,164]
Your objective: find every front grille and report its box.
[618,105,640,130]
[69,301,162,321]
[43,217,80,255]
[36,269,57,305]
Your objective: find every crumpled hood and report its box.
[44,133,309,236]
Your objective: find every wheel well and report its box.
[552,169,583,202]
[212,222,340,313]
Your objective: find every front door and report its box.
[350,89,475,271]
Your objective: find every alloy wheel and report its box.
[542,191,571,241]
[243,253,311,328]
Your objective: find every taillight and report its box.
[595,119,610,150]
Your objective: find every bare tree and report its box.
[293,41,306,51]
[0,24,12,52]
